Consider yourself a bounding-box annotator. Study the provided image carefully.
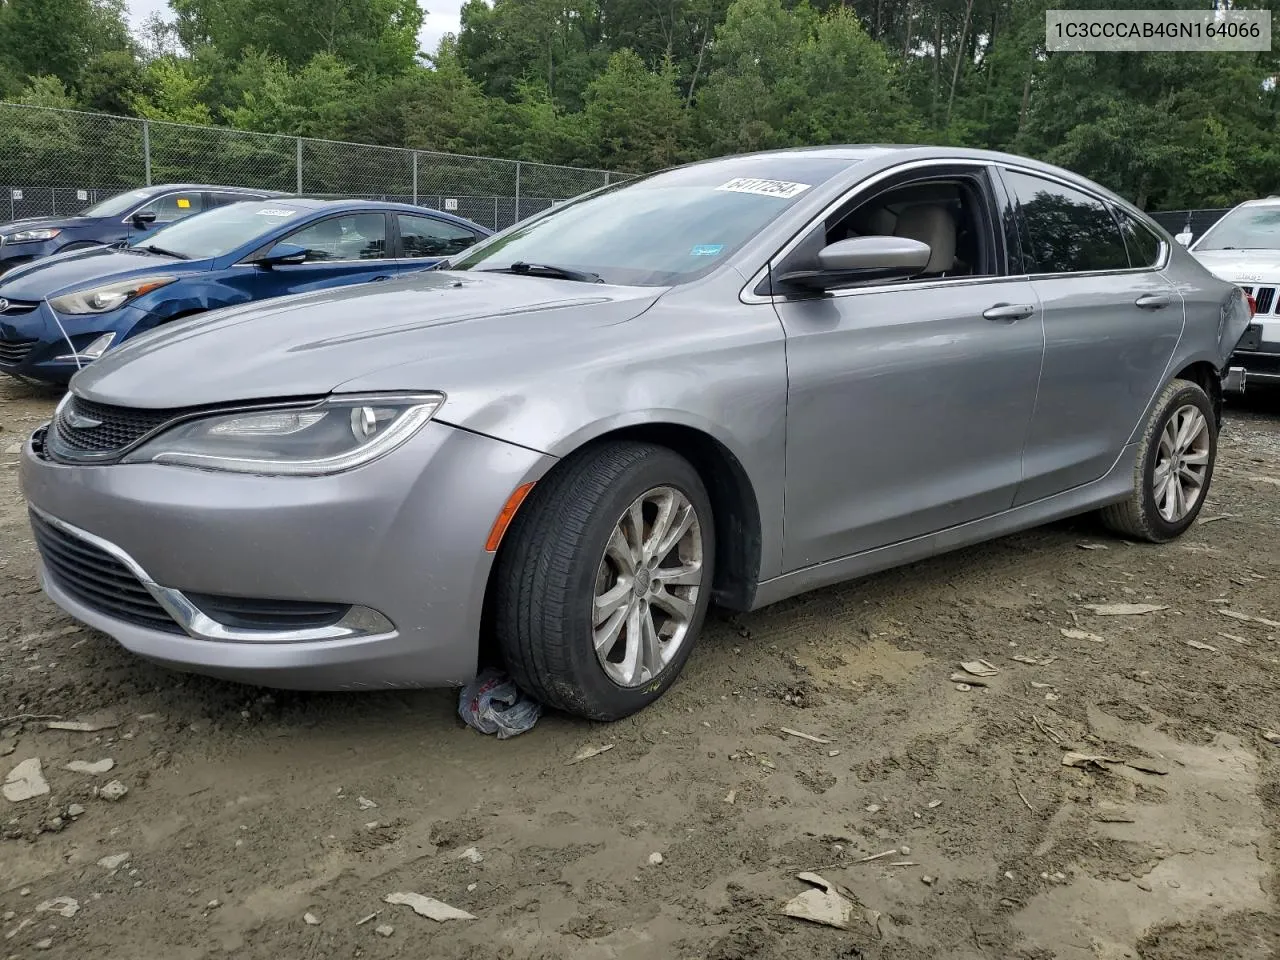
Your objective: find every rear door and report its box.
[773,162,1046,569]
[998,167,1183,504]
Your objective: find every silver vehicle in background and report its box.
[1186,196,1280,387]
[20,146,1252,721]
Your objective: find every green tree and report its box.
[134,58,214,124]
[229,52,356,138]
[585,50,686,170]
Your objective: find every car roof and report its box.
[225,196,491,231]
[139,184,289,196]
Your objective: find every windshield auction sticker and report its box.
[1046,9,1271,52]
[716,178,812,200]
[255,208,298,217]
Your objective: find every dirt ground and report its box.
[1,377,1278,960]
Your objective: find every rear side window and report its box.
[397,214,480,258]
[1002,170,1129,274]
[210,192,257,208]
[1115,209,1163,268]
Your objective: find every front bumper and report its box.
[1230,320,1280,387]
[0,239,59,275]
[20,420,555,689]
[0,301,144,384]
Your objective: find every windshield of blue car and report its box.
[79,189,156,218]
[1194,206,1280,251]
[451,158,858,286]
[127,202,307,259]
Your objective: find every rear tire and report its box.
[1100,378,1216,542]
[493,441,715,721]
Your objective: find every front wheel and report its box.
[493,441,715,720]
[1100,378,1217,542]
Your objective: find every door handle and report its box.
[1134,293,1173,309]
[982,303,1035,322]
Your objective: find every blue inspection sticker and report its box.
[691,244,724,256]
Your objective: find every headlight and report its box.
[3,227,61,243]
[48,275,177,315]
[122,393,445,475]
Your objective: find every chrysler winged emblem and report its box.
[0,299,9,313]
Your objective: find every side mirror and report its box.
[132,210,157,228]
[256,242,309,268]
[777,236,932,291]
[1175,231,1192,247]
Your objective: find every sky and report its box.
[124,0,464,59]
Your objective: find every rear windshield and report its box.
[127,202,308,259]
[452,158,858,286]
[1194,206,1280,251]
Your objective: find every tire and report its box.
[493,441,716,720]
[1100,378,1217,542]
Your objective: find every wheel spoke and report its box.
[593,580,631,625]
[655,560,702,587]
[640,609,663,680]
[1156,475,1175,520]
[1181,448,1209,466]
[619,602,645,685]
[651,586,694,624]
[654,503,696,560]
[625,499,646,559]
[594,602,628,655]
[1179,464,1203,486]
[643,490,677,561]
[605,526,636,576]
[1158,423,1177,459]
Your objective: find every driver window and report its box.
[275,213,387,262]
[137,192,204,223]
[822,178,994,284]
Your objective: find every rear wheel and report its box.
[493,441,715,720]
[1100,378,1216,542]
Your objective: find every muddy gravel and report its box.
[1,377,1278,960]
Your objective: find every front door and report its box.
[774,165,1046,570]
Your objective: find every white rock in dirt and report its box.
[782,873,856,930]
[34,938,53,950]
[303,912,320,926]
[3,442,20,455]
[46,719,117,732]
[66,803,85,818]
[356,796,377,810]
[958,659,999,678]
[647,852,664,866]
[374,924,394,937]
[383,892,475,922]
[1264,732,1280,745]
[98,853,130,870]
[97,780,128,801]
[1060,628,1106,643]
[1083,603,1167,616]
[206,899,220,909]
[457,846,483,864]
[3,758,50,802]
[35,897,78,918]
[66,758,114,775]
[1185,640,1217,652]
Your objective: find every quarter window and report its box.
[1115,209,1163,268]
[398,215,479,258]
[1003,170,1129,273]
[276,214,387,262]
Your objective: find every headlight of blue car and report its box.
[48,276,178,315]
[122,393,446,476]
[3,227,62,243]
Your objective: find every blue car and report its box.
[0,184,286,277]
[0,198,491,384]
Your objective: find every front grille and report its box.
[0,337,35,365]
[1254,286,1276,315]
[30,511,182,634]
[0,299,39,316]
[52,395,178,457]
[186,593,351,631]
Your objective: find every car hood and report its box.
[0,216,93,233]
[0,247,194,298]
[72,270,664,409]
[1189,248,1280,282]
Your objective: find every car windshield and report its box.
[127,202,308,259]
[451,157,857,286]
[79,189,156,218]
[1194,205,1280,251]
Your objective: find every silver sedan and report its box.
[20,146,1252,720]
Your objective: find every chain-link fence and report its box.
[0,102,630,229]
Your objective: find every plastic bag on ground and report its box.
[458,669,541,738]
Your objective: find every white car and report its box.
[1185,197,1280,388]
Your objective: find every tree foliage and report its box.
[2,0,1279,208]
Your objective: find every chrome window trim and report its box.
[739,157,1169,306]
[230,256,390,268]
[30,504,395,643]
[118,190,206,225]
